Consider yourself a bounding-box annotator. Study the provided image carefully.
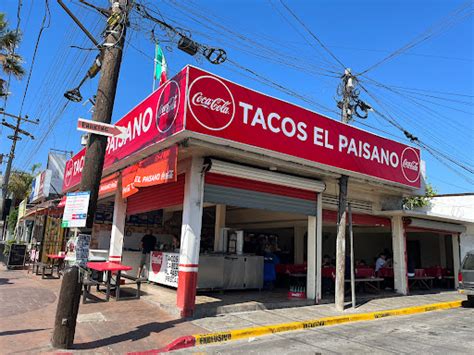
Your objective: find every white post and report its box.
[294,225,306,264]
[307,215,316,300]
[452,233,460,289]
[316,192,323,303]
[177,156,204,317]
[392,216,408,295]
[109,177,127,262]
[439,235,447,268]
[214,204,226,252]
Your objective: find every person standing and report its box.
[137,230,156,278]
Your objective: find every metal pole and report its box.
[348,203,355,308]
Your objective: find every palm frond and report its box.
[1,53,25,78]
[0,30,22,52]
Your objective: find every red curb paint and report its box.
[127,335,196,354]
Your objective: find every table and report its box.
[345,277,384,293]
[409,276,435,290]
[46,254,66,278]
[86,262,133,301]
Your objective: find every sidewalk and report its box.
[190,291,464,334]
[0,266,205,354]
[0,266,464,354]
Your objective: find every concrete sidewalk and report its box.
[0,265,464,354]
[190,291,464,333]
[0,266,205,354]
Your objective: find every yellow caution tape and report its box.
[194,300,462,346]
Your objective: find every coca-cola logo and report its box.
[188,75,235,131]
[156,80,180,133]
[151,251,163,274]
[64,160,74,188]
[401,147,421,183]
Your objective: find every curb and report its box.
[130,300,463,353]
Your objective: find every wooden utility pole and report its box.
[0,110,38,224]
[334,69,354,311]
[52,0,129,348]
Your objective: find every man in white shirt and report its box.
[375,253,387,272]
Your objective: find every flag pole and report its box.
[152,42,158,92]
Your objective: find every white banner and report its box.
[148,251,179,287]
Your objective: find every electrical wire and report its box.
[278,0,346,69]
[358,1,473,75]
[18,0,51,116]
[358,83,474,183]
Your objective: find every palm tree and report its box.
[0,12,24,97]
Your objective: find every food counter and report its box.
[148,252,264,290]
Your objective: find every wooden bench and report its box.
[33,262,60,279]
[116,274,146,301]
[82,277,104,304]
[345,277,384,292]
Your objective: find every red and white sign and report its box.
[122,164,139,198]
[99,173,119,197]
[149,251,179,287]
[134,145,178,188]
[120,146,178,198]
[64,66,421,191]
[77,118,127,138]
[185,67,421,188]
[62,70,187,192]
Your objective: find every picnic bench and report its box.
[82,262,143,303]
[408,269,435,290]
[346,267,384,293]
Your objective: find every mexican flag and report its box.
[153,43,168,90]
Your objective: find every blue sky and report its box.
[0,0,473,193]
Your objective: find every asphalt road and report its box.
[177,306,474,354]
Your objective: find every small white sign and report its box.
[77,118,127,139]
[62,191,90,228]
[148,251,179,287]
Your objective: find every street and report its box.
[178,306,474,354]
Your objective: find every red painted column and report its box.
[176,157,204,318]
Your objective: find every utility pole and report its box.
[52,0,129,348]
[0,109,38,226]
[334,69,354,312]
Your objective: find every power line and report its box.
[278,0,346,69]
[18,0,51,116]
[358,83,474,182]
[358,1,473,75]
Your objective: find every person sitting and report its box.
[375,253,387,273]
[322,254,333,267]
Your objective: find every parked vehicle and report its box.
[459,251,474,304]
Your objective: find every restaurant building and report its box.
[62,66,463,317]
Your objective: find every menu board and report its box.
[62,191,90,228]
[7,244,27,268]
[148,252,179,287]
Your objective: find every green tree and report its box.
[403,183,436,210]
[7,206,18,234]
[0,12,24,97]
[8,163,41,202]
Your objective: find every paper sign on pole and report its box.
[62,191,90,228]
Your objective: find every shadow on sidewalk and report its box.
[0,328,49,336]
[0,278,14,285]
[72,319,186,350]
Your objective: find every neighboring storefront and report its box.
[63,65,441,317]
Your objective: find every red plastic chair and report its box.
[356,267,375,278]
[415,269,426,277]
